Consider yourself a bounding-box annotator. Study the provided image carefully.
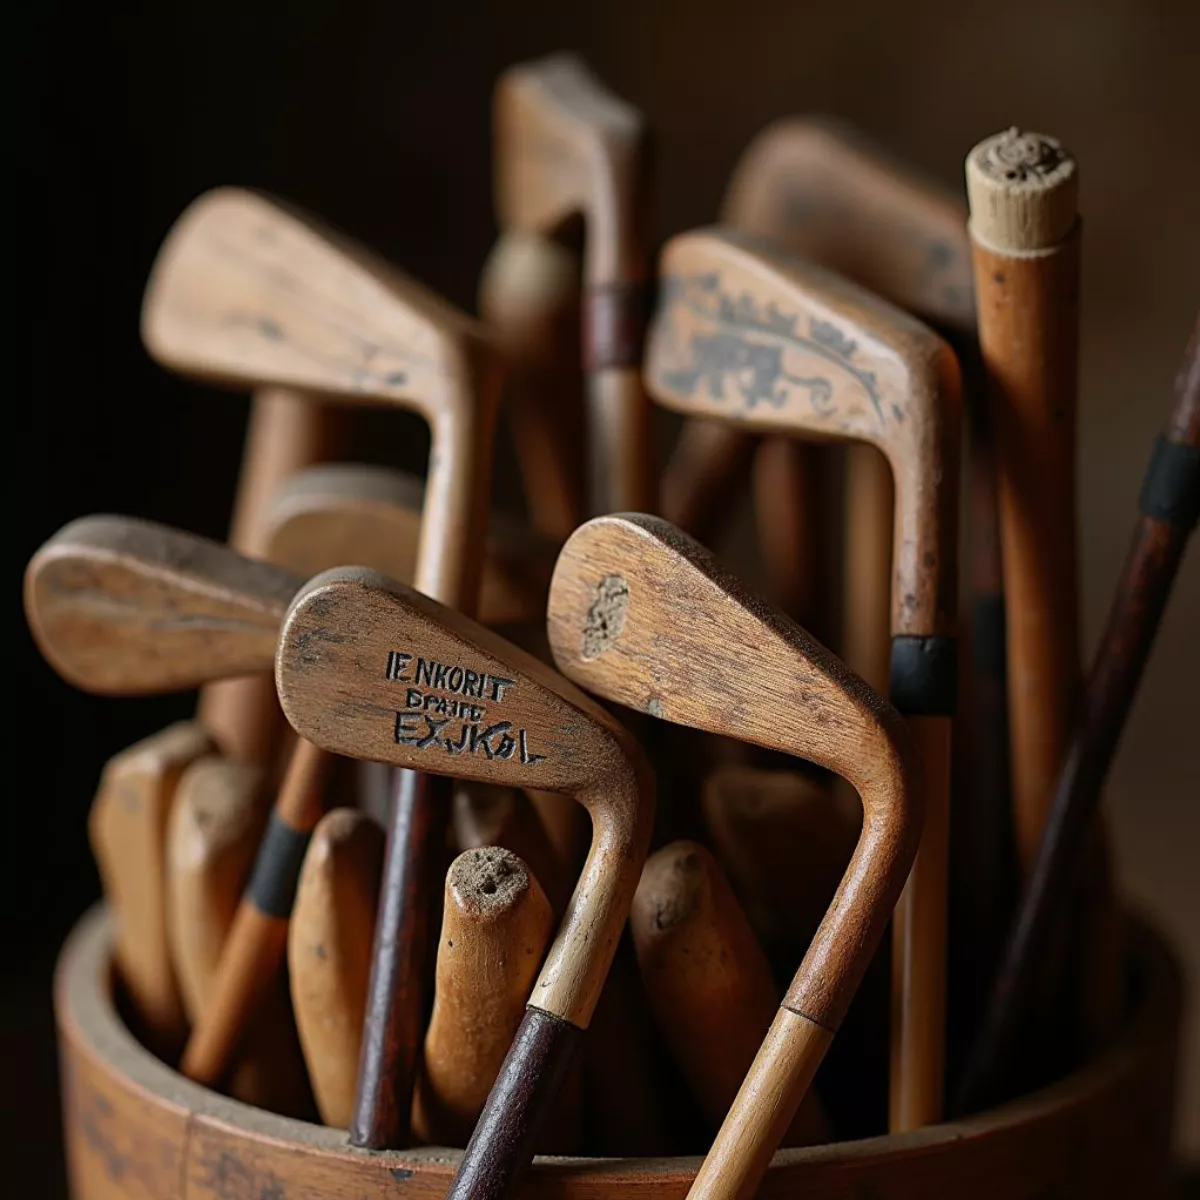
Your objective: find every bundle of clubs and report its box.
[25,53,1199,1200]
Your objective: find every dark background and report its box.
[12,1,1199,1193]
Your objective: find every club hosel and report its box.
[889,633,958,718]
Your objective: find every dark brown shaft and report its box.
[954,316,1200,1115]
[350,769,446,1148]
[446,1006,582,1200]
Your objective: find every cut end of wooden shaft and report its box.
[965,128,1078,252]
[447,846,534,917]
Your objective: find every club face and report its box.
[26,516,300,695]
[548,514,892,785]
[276,567,626,797]
[495,55,643,238]
[141,188,483,416]
[723,118,975,332]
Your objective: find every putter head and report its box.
[494,54,650,284]
[141,188,498,418]
[645,227,961,641]
[722,116,975,331]
[25,516,300,694]
[260,464,558,627]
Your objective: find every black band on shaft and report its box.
[247,812,313,919]
[1138,435,1200,530]
[890,635,958,716]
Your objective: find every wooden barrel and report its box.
[57,904,1180,1199]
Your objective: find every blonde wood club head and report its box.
[548,514,922,1194]
[723,116,975,333]
[260,463,558,629]
[495,55,655,513]
[289,807,385,1129]
[88,720,214,1056]
[141,186,502,612]
[645,227,962,651]
[25,516,302,695]
[275,564,654,1032]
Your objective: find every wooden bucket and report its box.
[58,904,1181,1199]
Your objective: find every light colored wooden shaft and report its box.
[88,721,212,1056]
[587,368,656,514]
[290,808,385,1128]
[966,129,1081,868]
[412,847,555,1146]
[889,716,951,1130]
[180,738,332,1084]
[631,842,828,1145]
[452,784,571,916]
[752,438,821,625]
[200,386,344,764]
[843,443,894,692]
[701,766,860,963]
[479,232,585,540]
[687,1007,833,1200]
[661,419,756,542]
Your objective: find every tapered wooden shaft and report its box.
[479,233,585,540]
[631,842,828,1144]
[955,314,1200,1114]
[180,737,332,1084]
[290,808,385,1128]
[200,387,345,765]
[88,721,212,1056]
[412,847,555,1146]
[661,419,757,543]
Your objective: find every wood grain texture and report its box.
[700,765,860,966]
[495,54,655,513]
[547,514,922,1197]
[289,807,385,1128]
[965,129,1081,870]
[88,721,213,1057]
[57,905,1182,1199]
[25,515,301,695]
[165,755,312,1117]
[413,847,556,1147]
[276,565,654,1030]
[631,841,828,1145]
[261,463,558,629]
[478,232,586,540]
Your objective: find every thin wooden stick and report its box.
[496,54,655,514]
[631,841,829,1145]
[412,847,555,1147]
[955,314,1200,1114]
[289,808,385,1128]
[644,230,961,1130]
[548,514,922,1199]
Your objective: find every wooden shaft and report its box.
[843,443,894,691]
[200,386,345,765]
[289,808,385,1128]
[412,848,555,1146]
[479,232,585,541]
[631,842,828,1145]
[890,715,951,1130]
[179,737,332,1084]
[966,129,1082,868]
[585,366,656,513]
[661,419,757,543]
[687,1007,833,1200]
[526,789,588,876]
[351,769,445,1148]
[88,721,212,1057]
[955,314,1200,1115]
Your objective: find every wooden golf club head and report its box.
[646,227,961,652]
[275,565,654,1194]
[25,515,302,695]
[261,463,557,628]
[495,54,655,514]
[723,115,975,333]
[548,514,921,1194]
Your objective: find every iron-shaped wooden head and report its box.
[723,116,975,331]
[645,227,962,644]
[275,565,654,1029]
[25,516,300,695]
